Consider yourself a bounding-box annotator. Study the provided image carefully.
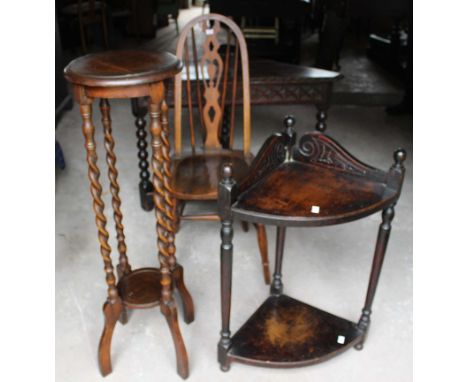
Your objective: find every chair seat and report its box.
[171,150,253,200]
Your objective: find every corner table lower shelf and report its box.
[217,116,407,371]
[228,294,362,368]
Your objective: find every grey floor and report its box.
[55,101,412,382]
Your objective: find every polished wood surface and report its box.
[236,162,387,223]
[232,131,403,226]
[64,50,183,87]
[171,13,270,284]
[229,295,362,367]
[64,50,192,379]
[118,268,162,309]
[249,59,341,83]
[217,115,407,371]
[172,150,252,200]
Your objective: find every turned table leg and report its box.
[355,204,395,350]
[218,165,236,371]
[131,98,154,211]
[254,223,271,285]
[148,83,189,379]
[77,93,122,376]
[270,226,286,295]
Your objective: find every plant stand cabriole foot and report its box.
[64,50,194,379]
[218,115,406,370]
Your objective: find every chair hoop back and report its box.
[174,13,251,156]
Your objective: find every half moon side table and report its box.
[64,50,194,379]
[217,116,406,371]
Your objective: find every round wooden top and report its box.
[64,50,183,87]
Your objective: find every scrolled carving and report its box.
[296,133,371,176]
[238,135,286,193]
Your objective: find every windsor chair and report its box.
[173,13,271,284]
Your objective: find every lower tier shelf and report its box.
[117,268,162,309]
[227,294,363,367]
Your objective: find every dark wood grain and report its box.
[171,150,252,200]
[228,295,362,367]
[217,116,407,371]
[117,268,162,309]
[234,162,392,225]
[232,131,403,227]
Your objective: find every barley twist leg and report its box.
[100,99,131,276]
[80,99,119,303]
[79,97,121,376]
[161,99,194,323]
[148,85,189,379]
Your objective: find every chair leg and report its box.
[173,264,195,324]
[241,221,249,232]
[174,13,179,35]
[98,301,123,376]
[254,223,270,285]
[174,199,184,233]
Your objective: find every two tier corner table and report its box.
[217,115,406,371]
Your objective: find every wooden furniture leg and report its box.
[173,264,195,324]
[100,98,132,325]
[148,84,189,379]
[173,199,183,233]
[99,301,123,375]
[160,99,195,325]
[270,226,286,295]
[355,204,395,350]
[254,223,270,284]
[241,221,249,232]
[77,93,123,376]
[218,165,236,372]
[131,98,154,211]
